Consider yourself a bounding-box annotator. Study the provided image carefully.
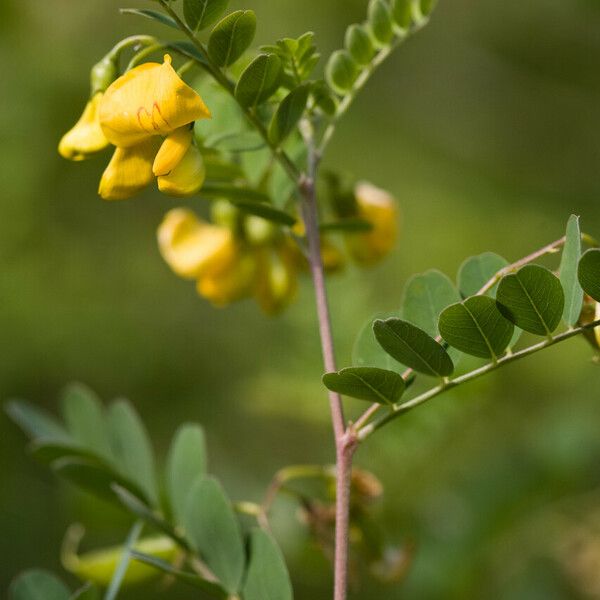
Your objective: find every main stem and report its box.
[300,134,355,600]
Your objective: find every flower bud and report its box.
[90,55,119,95]
[244,215,277,246]
[211,199,240,229]
[255,246,298,315]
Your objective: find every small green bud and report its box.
[420,0,438,17]
[390,0,413,31]
[244,215,277,246]
[90,55,119,95]
[368,0,394,47]
[325,50,359,95]
[345,24,375,66]
[211,199,240,229]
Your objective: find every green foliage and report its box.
[233,201,297,226]
[439,296,514,360]
[166,424,207,526]
[496,265,564,336]
[5,400,68,442]
[183,0,229,32]
[183,477,245,594]
[260,32,320,87]
[578,248,600,302]
[208,10,256,67]
[390,0,413,30]
[457,252,508,298]
[559,215,584,327]
[352,311,405,372]
[9,570,71,600]
[325,50,358,95]
[345,24,375,66]
[368,0,394,46]
[243,529,294,600]
[120,8,178,30]
[269,84,310,145]
[235,54,282,108]
[373,318,454,377]
[322,367,405,405]
[71,583,99,600]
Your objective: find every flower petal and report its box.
[157,144,205,197]
[158,208,236,279]
[58,93,110,161]
[153,126,193,176]
[98,138,159,201]
[99,55,211,148]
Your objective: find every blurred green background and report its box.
[2,0,600,597]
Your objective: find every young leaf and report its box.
[183,477,245,594]
[310,80,338,116]
[457,252,509,298]
[243,529,293,600]
[184,0,229,32]
[352,312,405,373]
[120,8,178,30]
[368,0,394,46]
[131,552,227,598]
[235,54,282,108]
[421,0,438,16]
[559,215,584,327]
[106,400,158,507]
[325,50,358,95]
[496,265,564,336]
[5,400,69,443]
[9,569,70,600]
[322,367,405,405]
[208,10,256,68]
[60,383,112,460]
[373,318,454,377]
[166,424,207,526]
[345,24,375,65]
[439,296,514,360]
[578,249,600,302]
[269,84,310,145]
[402,269,461,338]
[391,0,413,30]
[29,441,105,466]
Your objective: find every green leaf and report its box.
[559,215,584,327]
[166,424,207,526]
[208,10,256,68]
[183,477,245,594]
[29,441,105,466]
[373,318,454,377]
[9,570,70,600]
[368,0,394,46]
[184,0,229,32]
[457,252,509,298]
[243,528,293,600]
[233,201,296,226]
[345,24,375,65]
[310,80,338,116]
[391,0,413,30]
[439,296,514,360]
[322,367,405,405]
[352,312,405,373]
[269,84,310,145]
[71,583,99,600]
[131,552,227,598]
[60,383,112,460]
[167,41,208,65]
[325,50,358,95]
[421,0,438,16]
[319,218,372,233]
[120,8,178,30]
[578,248,600,302]
[201,182,270,204]
[106,400,158,507]
[51,457,148,506]
[5,400,69,442]
[235,54,282,108]
[496,265,564,336]
[402,269,461,338]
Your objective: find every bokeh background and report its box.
[2,0,600,597]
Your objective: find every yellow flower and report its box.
[152,126,193,177]
[58,92,110,161]
[255,245,298,315]
[98,138,159,201]
[157,144,206,197]
[158,208,236,279]
[345,181,398,265]
[99,55,210,148]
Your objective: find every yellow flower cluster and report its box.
[59,55,210,200]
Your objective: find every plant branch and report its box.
[357,318,600,441]
[318,17,431,157]
[104,520,144,600]
[158,0,301,183]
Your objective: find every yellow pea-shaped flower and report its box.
[158,208,236,279]
[58,92,110,161]
[153,126,194,177]
[99,55,211,148]
[157,144,206,197]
